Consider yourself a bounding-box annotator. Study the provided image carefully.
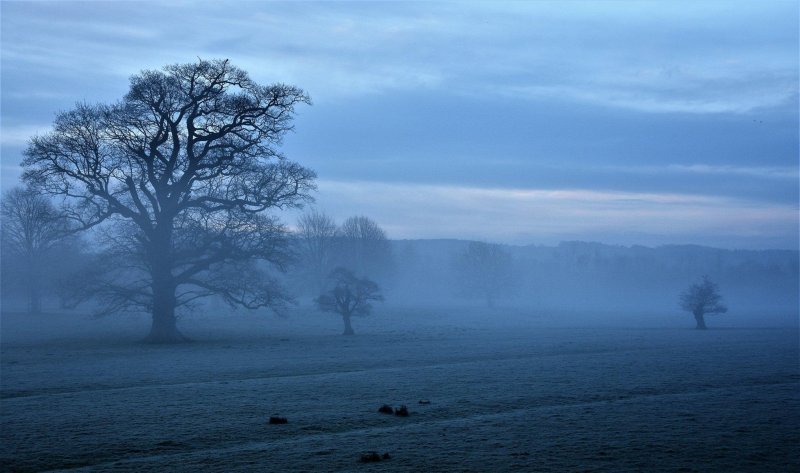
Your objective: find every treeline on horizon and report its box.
[390,239,799,312]
[2,208,797,316]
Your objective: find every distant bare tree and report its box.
[316,267,383,335]
[679,276,727,329]
[0,187,69,314]
[454,241,513,307]
[296,209,337,295]
[22,59,314,342]
[337,215,392,281]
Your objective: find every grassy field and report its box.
[1,307,798,472]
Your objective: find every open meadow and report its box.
[1,307,798,472]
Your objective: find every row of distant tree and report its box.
[0,191,732,335]
[6,186,788,321]
[0,183,747,334]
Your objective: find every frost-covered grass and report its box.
[1,307,798,472]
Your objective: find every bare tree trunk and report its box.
[342,315,354,335]
[145,278,186,343]
[144,228,187,343]
[694,312,707,330]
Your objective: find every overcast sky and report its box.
[1,1,797,249]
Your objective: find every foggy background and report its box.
[3,230,798,335]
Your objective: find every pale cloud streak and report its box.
[596,164,799,180]
[306,180,798,248]
[664,164,799,180]
[0,124,53,146]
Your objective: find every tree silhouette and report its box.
[316,268,383,335]
[0,187,70,314]
[295,209,337,296]
[22,59,315,342]
[679,276,727,329]
[454,241,514,307]
[336,215,392,281]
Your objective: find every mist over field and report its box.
[1,1,798,472]
[2,235,798,471]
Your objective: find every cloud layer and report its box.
[1,1,797,248]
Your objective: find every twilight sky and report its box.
[1,1,798,249]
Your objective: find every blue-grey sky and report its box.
[1,1,798,249]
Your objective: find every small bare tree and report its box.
[679,276,727,329]
[315,267,383,335]
[295,209,337,295]
[336,215,392,281]
[1,187,69,314]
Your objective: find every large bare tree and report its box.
[22,59,315,342]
